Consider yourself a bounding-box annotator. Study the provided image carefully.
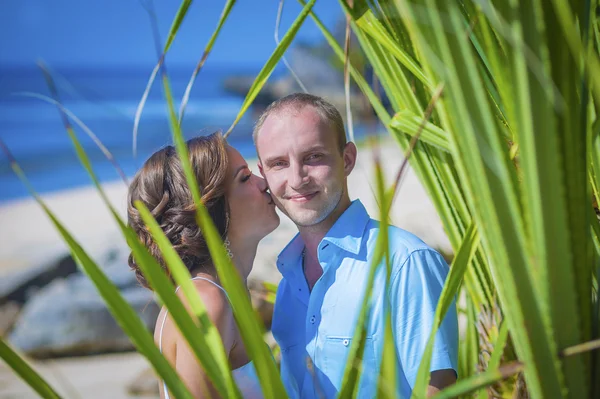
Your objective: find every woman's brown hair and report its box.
[127,132,230,289]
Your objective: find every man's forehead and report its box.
[256,105,337,159]
[265,105,319,127]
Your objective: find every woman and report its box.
[127,133,280,398]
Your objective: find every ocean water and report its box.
[0,65,380,203]
[0,65,274,203]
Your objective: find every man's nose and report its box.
[289,161,309,189]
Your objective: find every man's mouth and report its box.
[288,192,318,202]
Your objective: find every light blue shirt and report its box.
[271,200,458,398]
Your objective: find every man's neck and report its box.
[298,196,352,290]
[298,196,352,255]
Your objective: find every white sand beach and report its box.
[0,140,451,279]
[0,138,451,397]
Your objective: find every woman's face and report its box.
[225,146,280,244]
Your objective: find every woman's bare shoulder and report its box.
[156,278,233,344]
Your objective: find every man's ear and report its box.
[343,142,357,176]
[258,161,265,178]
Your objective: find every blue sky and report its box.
[1,0,343,68]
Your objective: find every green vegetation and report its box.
[1,1,599,398]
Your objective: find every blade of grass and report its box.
[431,362,524,399]
[350,7,433,90]
[133,0,193,157]
[397,2,566,396]
[224,0,316,137]
[163,0,192,53]
[547,0,600,106]
[322,0,495,315]
[411,222,480,399]
[376,311,397,399]
[134,201,242,398]
[343,2,355,143]
[139,0,164,59]
[388,109,450,153]
[275,0,308,93]
[461,299,479,380]
[34,65,228,398]
[354,3,496,317]
[161,63,288,398]
[487,318,509,371]
[560,338,600,357]
[38,80,237,397]
[0,140,194,399]
[0,337,62,399]
[14,92,129,186]
[179,0,236,123]
[517,0,589,394]
[338,150,390,399]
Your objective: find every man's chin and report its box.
[286,210,328,227]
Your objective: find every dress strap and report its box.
[183,276,228,295]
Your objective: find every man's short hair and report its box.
[253,93,348,153]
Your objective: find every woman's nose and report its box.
[255,174,268,192]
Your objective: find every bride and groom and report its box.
[127,93,458,398]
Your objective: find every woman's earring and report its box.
[224,238,234,259]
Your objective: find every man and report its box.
[254,93,458,398]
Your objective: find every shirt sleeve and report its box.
[389,248,459,388]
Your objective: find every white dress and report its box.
[158,277,264,398]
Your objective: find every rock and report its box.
[0,253,79,305]
[0,301,21,336]
[221,47,376,122]
[8,273,159,358]
[0,242,137,307]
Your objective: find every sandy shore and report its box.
[0,139,450,279]
[0,352,154,399]
[0,138,451,396]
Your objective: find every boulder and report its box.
[8,272,158,358]
[221,47,377,122]
[0,243,136,306]
[0,253,79,305]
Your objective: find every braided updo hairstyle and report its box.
[127,133,230,289]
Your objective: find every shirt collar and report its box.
[276,199,371,275]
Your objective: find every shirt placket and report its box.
[302,242,333,398]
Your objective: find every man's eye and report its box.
[307,153,323,161]
[272,161,286,168]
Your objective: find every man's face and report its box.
[256,106,355,227]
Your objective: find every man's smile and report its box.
[287,192,318,202]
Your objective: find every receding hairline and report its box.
[253,101,347,155]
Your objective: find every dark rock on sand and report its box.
[8,271,158,358]
[222,47,376,121]
[0,253,79,305]
[0,243,136,306]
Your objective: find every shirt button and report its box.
[342,339,350,346]
[310,315,316,324]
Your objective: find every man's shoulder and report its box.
[364,219,446,275]
[364,219,434,255]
